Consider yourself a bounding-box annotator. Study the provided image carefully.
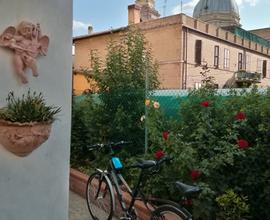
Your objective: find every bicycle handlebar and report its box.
[87,141,132,151]
[150,156,174,174]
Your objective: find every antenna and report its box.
[163,0,167,17]
[181,0,183,13]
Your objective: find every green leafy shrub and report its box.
[70,96,100,167]
[146,86,270,219]
[216,189,249,220]
[89,29,159,154]
[0,90,60,123]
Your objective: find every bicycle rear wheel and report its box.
[151,204,188,220]
[86,172,114,220]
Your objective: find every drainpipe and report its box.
[243,48,246,71]
[181,27,186,89]
[181,26,188,89]
[185,28,188,89]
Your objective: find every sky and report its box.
[73,0,270,37]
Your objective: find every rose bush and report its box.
[145,86,270,219]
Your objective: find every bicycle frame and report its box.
[93,167,138,218]
[107,160,189,219]
[109,161,145,217]
[94,157,154,219]
[94,168,116,212]
[109,166,193,220]
[88,141,194,220]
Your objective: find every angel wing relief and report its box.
[0,21,49,84]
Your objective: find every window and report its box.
[257,59,262,73]
[214,46,219,68]
[194,82,202,89]
[195,40,202,65]
[72,44,75,56]
[224,49,230,70]
[263,60,267,78]
[238,53,243,70]
[245,54,251,72]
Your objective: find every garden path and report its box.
[69,191,119,220]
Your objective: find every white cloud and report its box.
[172,0,259,16]
[73,20,91,31]
[172,0,199,16]
[236,0,259,7]
[73,20,92,36]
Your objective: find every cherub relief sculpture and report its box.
[0,21,49,83]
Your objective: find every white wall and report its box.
[0,0,72,220]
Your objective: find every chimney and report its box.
[128,4,141,25]
[88,26,93,34]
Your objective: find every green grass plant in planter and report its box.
[0,90,61,157]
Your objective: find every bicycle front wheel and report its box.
[86,172,114,220]
[151,204,188,220]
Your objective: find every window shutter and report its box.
[263,60,267,78]
[195,40,202,65]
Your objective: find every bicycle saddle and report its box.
[175,181,202,197]
[130,159,157,169]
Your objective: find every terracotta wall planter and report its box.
[0,120,52,157]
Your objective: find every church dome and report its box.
[193,0,240,27]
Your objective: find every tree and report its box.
[75,28,159,155]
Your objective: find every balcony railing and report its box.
[234,71,261,83]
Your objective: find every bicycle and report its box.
[86,141,201,220]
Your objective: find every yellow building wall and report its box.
[73,74,90,95]
[73,15,183,94]
[73,14,270,93]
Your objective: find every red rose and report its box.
[190,169,201,181]
[162,131,169,140]
[201,101,209,107]
[154,150,165,160]
[182,199,193,206]
[235,112,246,120]
[237,139,249,149]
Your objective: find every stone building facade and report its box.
[73,1,270,94]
